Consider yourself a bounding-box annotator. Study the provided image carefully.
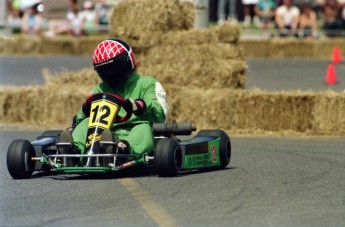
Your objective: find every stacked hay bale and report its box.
[108,0,194,46]
[171,88,316,134]
[3,69,345,135]
[109,0,246,124]
[136,24,245,90]
[0,0,247,131]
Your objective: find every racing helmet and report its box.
[92,39,136,88]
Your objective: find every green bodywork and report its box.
[181,136,221,170]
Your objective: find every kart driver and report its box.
[58,38,169,165]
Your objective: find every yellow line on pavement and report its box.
[119,178,177,227]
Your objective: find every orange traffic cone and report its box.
[331,46,342,64]
[325,63,338,85]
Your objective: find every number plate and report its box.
[89,99,120,129]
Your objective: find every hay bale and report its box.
[157,22,241,46]
[269,38,314,58]
[0,86,40,124]
[313,91,345,134]
[119,22,241,54]
[239,40,270,58]
[137,59,246,89]
[168,88,316,133]
[0,86,87,127]
[0,36,40,54]
[39,37,80,55]
[109,0,194,40]
[46,36,117,55]
[313,39,345,59]
[214,22,241,44]
[42,68,99,90]
[140,43,244,65]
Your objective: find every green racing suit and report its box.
[72,71,169,155]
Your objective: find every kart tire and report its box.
[40,130,63,137]
[7,140,36,179]
[155,138,182,177]
[197,130,231,169]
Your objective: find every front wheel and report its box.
[197,130,231,169]
[7,140,36,179]
[155,138,182,177]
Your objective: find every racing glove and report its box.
[82,102,90,116]
[123,99,147,116]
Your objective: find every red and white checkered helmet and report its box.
[92,39,136,88]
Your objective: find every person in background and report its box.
[298,3,319,38]
[6,0,22,33]
[275,0,283,6]
[21,3,42,35]
[275,0,300,36]
[44,0,82,37]
[254,0,277,37]
[95,0,113,25]
[80,1,98,35]
[242,0,260,27]
[319,0,344,36]
[217,0,238,24]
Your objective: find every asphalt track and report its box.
[1,130,345,226]
[1,57,345,226]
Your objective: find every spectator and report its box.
[68,2,83,36]
[217,0,238,24]
[242,0,260,27]
[80,1,98,35]
[342,4,345,32]
[275,0,300,36]
[319,0,344,36]
[6,0,22,33]
[298,3,319,38]
[276,0,283,6]
[254,0,277,37]
[21,3,43,35]
[44,0,82,37]
[313,0,326,19]
[95,0,113,25]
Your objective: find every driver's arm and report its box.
[140,80,169,124]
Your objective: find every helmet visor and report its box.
[94,52,131,88]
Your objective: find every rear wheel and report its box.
[197,130,231,169]
[155,138,182,177]
[7,140,36,179]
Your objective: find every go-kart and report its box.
[6,93,231,179]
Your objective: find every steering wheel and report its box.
[84,93,132,123]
